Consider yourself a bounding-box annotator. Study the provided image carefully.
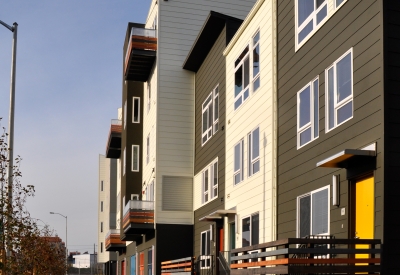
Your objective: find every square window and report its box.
[297,186,329,238]
[234,140,244,185]
[325,49,353,132]
[297,77,319,148]
[248,127,260,176]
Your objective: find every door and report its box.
[131,255,136,275]
[355,176,374,260]
[121,260,126,275]
[139,252,145,275]
[219,228,224,252]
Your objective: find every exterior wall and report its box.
[155,0,258,225]
[277,0,383,241]
[193,28,227,258]
[224,0,276,247]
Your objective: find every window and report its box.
[297,77,319,148]
[202,86,219,145]
[200,230,211,268]
[234,47,250,110]
[297,186,329,238]
[147,82,151,113]
[132,97,140,123]
[146,180,154,201]
[336,0,345,8]
[101,180,103,191]
[242,213,259,247]
[101,201,103,212]
[248,127,260,176]
[146,134,150,164]
[132,145,139,172]
[123,147,126,175]
[148,248,153,275]
[296,0,328,46]
[124,100,127,129]
[100,222,103,232]
[234,140,244,185]
[202,159,218,204]
[325,49,353,132]
[252,31,260,92]
[100,242,103,253]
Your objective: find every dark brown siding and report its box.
[382,0,400,272]
[277,0,383,241]
[193,28,227,258]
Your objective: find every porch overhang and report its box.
[317,149,376,168]
[199,209,236,222]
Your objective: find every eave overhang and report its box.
[317,149,376,168]
[199,209,237,222]
[183,11,243,72]
[105,121,122,159]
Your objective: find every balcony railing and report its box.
[122,200,154,235]
[105,229,125,252]
[124,27,157,82]
[230,237,381,275]
[105,119,122,159]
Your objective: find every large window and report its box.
[234,139,244,185]
[297,77,319,148]
[296,0,328,46]
[248,127,260,177]
[202,159,218,204]
[325,49,353,132]
[242,213,259,247]
[297,186,329,238]
[234,31,260,110]
[132,97,140,123]
[202,85,219,145]
[132,145,139,172]
[200,230,211,268]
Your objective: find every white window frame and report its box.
[241,213,259,247]
[335,0,346,9]
[252,30,261,93]
[248,127,260,177]
[325,48,353,133]
[234,46,250,110]
[123,147,126,175]
[297,77,319,149]
[233,139,244,185]
[146,134,150,164]
[201,158,218,205]
[132,145,140,172]
[147,82,151,113]
[200,230,211,269]
[124,100,127,129]
[296,185,330,238]
[201,85,219,146]
[132,97,140,123]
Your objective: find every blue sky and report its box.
[0,0,150,254]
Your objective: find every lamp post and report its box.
[0,20,18,208]
[50,212,68,274]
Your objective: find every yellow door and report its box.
[355,176,374,262]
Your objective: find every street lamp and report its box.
[0,20,18,209]
[50,212,68,274]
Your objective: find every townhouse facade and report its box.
[277,0,400,272]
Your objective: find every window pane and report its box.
[253,32,260,44]
[235,67,243,97]
[251,214,259,245]
[204,171,208,191]
[133,98,140,122]
[234,143,241,172]
[206,231,210,254]
[248,134,252,177]
[298,20,313,43]
[208,104,213,131]
[300,127,312,146]
[313,79,319,138]
[316,4,327,24]
[328,67,335,129]
[234,97,242,110]
[337,53,352,102]
[312,188,329,235]
[213,163,218,187]
[298,0,314,26]
[253,160,260,174]
[337,101,352,124]
[201,233,206,254]
[253,77,260,92]
[244,89,249,101]
[336,0,345,7]
[202,111,208,134]
[133,146,138,171]
[244,58,250,88]
[234,174,241,185]
[235,46,249,67]
[242,217,251,247]
[299,86,311,128]
[230,223,236,249]
[253,44,260,77]
[252,128,260,159]
[214,95,219,123]
[299,195,311,238]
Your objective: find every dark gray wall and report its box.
[194,27,227,258]
[277,0,383,240]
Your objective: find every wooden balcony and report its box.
[124,27,157,82]
[230,236,381,274]
[105,119,122,159]
[105,229,125,253]
[122,200,154,236]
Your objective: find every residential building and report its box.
[183,11,243,272]
[99,152,118,273]
[223,0,277,252]
[277,0,400,272]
